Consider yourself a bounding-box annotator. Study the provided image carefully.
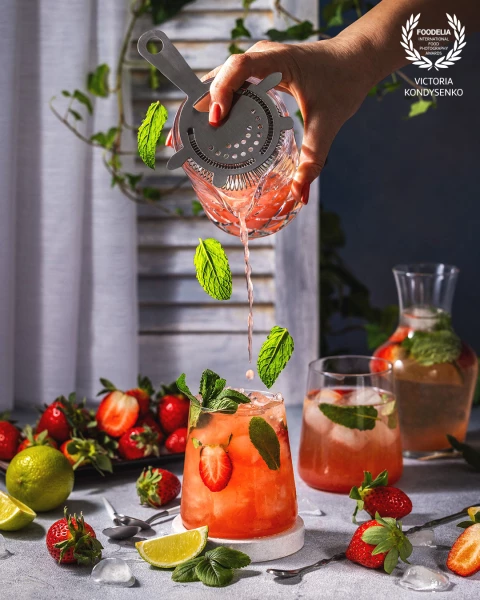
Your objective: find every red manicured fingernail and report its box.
[301,183,310,205]
[165,130,173,147]
[209,102,221,125]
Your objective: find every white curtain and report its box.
[0,0,138,410]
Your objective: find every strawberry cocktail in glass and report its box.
[179,374,297,539]
[298,356,403,494]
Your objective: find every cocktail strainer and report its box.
[137,30,294,191]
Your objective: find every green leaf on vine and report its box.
[267,21,315,42]
[142,187,162,201]
[108,154,122,171]
[125,173,143,189]
[111,173,125,188]
[91,127,119,150]
[408,98,434,118]
[69,109,83,121]
[242,0,257,8]
[231,18,251,40]
[192,200,203,216]
[150,0,194,25]
[62,90,71,97]
[87,64,110,98]
[73,90,93,115]
[324,4,343,28]
[228,43,245,55]
[382,81,402,94]
[138,101,168,169]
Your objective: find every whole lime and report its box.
[6,446,74,512]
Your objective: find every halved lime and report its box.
[135,526,208,568]
[0,490,37,531]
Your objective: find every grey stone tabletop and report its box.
[1,407,479,600]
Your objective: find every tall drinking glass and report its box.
[298,356,403,493]
[181,390,297,539]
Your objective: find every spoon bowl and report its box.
[103,525,142,540]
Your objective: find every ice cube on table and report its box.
[398,565,450,591]
[91,558,136,587]
[407,529,436,547]
[297,497,324,516]
[0,534,13,560]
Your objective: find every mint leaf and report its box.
[194,238,232,301]
[87,64,110,97]
[257,326,294,388]
[249,416,280,470]
[200,369,223,404]
[206,398,239,413]
[172,557,202,582]
[176,373,200,405]
[195,557,234,587]
[231,18,251,39]
[319,403,378,430]
[189,403,202,430]
[73,90,93,115]
[401,330,461,366]
[205,547,251,569]
[138,101,168,169]
[215,388,250,404]
[191,437,202,449]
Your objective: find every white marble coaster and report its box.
[172,515,305,563]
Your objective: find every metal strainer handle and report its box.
[137,30,207,100]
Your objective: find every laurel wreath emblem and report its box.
[401,13,466,71]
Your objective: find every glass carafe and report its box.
[374,264,478,455]
[171,79,303,239]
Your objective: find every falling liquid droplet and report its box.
[246,369,255,380]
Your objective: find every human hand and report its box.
[203,35,378,203]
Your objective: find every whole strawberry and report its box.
[17,425,58,453]
[135,412,164,439]
[37,400,71,443]
[0,415,21,460]
[165,427,187,454]
[118,426,162,461]
[157,384,189,434]
[349,470,412,522]
[136,466,181,507]
[127,375,155,417]
[46,507,103,564]
[96,378,139,438]
[346,513,412,573]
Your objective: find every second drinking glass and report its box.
[298,356,403,493]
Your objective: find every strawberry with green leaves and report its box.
[46,507,103,565]
[349,470,412,523]
[346,513,412,573]
[136,466,181,507]
[447,508,480,577]
[0,413,21,460]
[118,425,162,460]
[96,378,140,438]
[17,425,58,453]
[126,375,155,416]
[37,393,93,442]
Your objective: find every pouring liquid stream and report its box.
[237,211,254,364]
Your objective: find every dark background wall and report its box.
[322,32,480,355]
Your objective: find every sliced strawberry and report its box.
[447,523,480,577]
[199,445,233,492]
[96,390,139,438]
[126,375,155,416]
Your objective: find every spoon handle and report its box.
[405,507,470,535]
[299,552,347,574]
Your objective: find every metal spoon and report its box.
[102,525,142,540]
[103,497,180,530]
[267,505,474,579]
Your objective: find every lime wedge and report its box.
[135,526,208,568]
[468,506,480,520]
[0,490,37,531]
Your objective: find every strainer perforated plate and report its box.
[138,30,293,190]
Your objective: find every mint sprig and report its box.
[171,547,251,587]
[137,101,168,169]
[319,403,379,430]
[249,416,280,470]
[257,326,294,388]
[401,313,461,366]
[194,238,232,301]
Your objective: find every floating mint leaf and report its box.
[137,101,168,169]
[195,557,234,587]
[319,403,378,430]
[257,326,294,388]
[401,330,461,366]
[87,63,110,97]
[205,547,251,569]
[194,238,232,301]
[249,416,280,470]
[172,557,202,582]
